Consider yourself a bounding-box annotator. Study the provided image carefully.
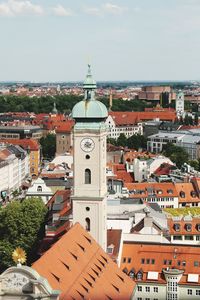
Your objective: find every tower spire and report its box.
[83,64,97,101]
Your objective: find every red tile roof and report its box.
[109,111,176,125]
[33,223,135,300]
[121,242,200,285]
[112,164,134,183]
[168,217,200,236]
[125,182,178,198]
[0,138,39,151]
[56,120,74,133]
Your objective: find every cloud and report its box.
[0,0,44,16]
[52,4,74,17]
[103,2,127,15]
[84,2,127,17]
[84,7,101,16]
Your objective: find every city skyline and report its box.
[0,0,200,81]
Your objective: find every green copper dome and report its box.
[72,65,108,120]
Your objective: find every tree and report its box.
[116,133,127,147]
[189,160,199,171]
[162,142,189,168]
[127,134,147,150]
[40,133,56,159]
[107,137,117,145]
[0,197,47,272]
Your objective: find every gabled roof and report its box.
[109,111,176,125]
[32,223,135,300]
[0,138,39,151]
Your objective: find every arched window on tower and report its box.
[85,169,91,184]
[85,217,90,231]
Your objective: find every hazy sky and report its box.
[0,0,200,81]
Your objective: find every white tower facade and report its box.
[71,65,108,251]
[176,91,184,117]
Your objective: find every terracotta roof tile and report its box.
[121,242,200,285]
[33,223,135,300]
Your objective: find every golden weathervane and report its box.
[12,247,27,266]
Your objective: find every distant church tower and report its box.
[176,90,184,117]
[71,65,108,251]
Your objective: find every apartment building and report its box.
[0,145,29,199]
[106,111,176,140]
[0,138,40,177]
[147,131,200,160]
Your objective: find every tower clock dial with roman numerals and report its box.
[80,138,95,152]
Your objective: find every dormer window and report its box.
[122,268,128,274]
[157,190,163,195]
[167,189,173,194]
[180,191,185,198]
[107,244,114,255]
[174,223,180,232]
[185,223,192,232]
[137,271,143,280]
[191,191,196,198]
[37,185,42,192]
[196,224,200,231]
[129,269,135,279]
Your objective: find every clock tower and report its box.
[71,65,108,251]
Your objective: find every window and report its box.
[174,223,180,231]
[137,298,142,300]
[182,261,186,266]
[154,287,158,293]
[194,261,199,267]
[185,223,192,232]
[86,207,90,211]
[196,224,200,231]
[151,259,155,264]
[141,258,145,264]
[127,258,131,263]
[85,169,91,184]
[37,185,42,192]
[185,235,193,240]
[129,269,135,279]
[123,267,128,274]
[196,290,200,296]
[137,286,142,292]
[85,217,90,232]
[107,247,113,254]
[146,259,150,264]
[145,287,150,292]
[187,289,192,295]
[173,235,182,240]
[122,258,126,263]
[137,271,143,280]
[180,191,185,198]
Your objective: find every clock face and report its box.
[80,138,95,152]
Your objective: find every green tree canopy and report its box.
[116,133,127,147]
[0,197,47,272]
[162,142,189,168]
[127,134,147,150]
[40,133,56,159]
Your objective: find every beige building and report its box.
[56,120,74,155]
